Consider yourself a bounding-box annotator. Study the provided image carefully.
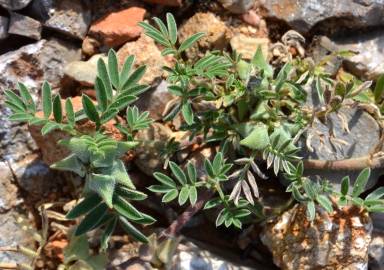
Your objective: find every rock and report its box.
[218,0,254,14]
[333,30,384,80]
[134,80,173,121]
[259,0,384,34]
[0,162,19,212]
[230,34,269,59]
[64,54,107,86]
[369,230,384,270]
[0,39,81,164]
[0,16,9,40]
[178,12,229,60]
[298,106,381,190]
[88,7,146,48]
[134,123,174,176]
[8,12,42,40]
[44,0,91,39]
[0,0,32,10]
[142,0,183,6]
[261,204,373,270]
[117,34,167,85]
[82,36,101,56]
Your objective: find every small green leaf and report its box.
[341,176,350,196]
[166,13,177,45]
[82,95,100,125]
[178,32,205,52]
[97,58,113,101]
[352,168,371,197]
[153,172,176,188]
[251,46,273,77]
[95,77,108,111]
[41,122,61,135]
[75,203,108,236]
[89,174,115,208]
[53,95,62,123]
[240,124,270,151]
[9,113,33,122]
[374,74,384,102]
[113,195,143,221]
[366,187,384,201]
[212,152,223,175]
[204,159,215,178]
[181,101,194,125]
[162,189,178,203]
[306,201,316,221]
[119,55,135,89]
[51,154,86,177]
[66,193,101,219]
[189,186,197,205]
[5,90,26,111]
[303,179,316,200]
[121,66,147,90]
[316,195,333,213]
[178,186,190,205]
[100,217,117,251]
[65,98,75,126]
[169,161,187,185]
[42,81,52,118]
[186,163,197,184]
[108,49,119,89]
[148,185,173,193]
[204,197,222,209]
[116,186,147,201]
[18,83,36,113]
[119,216,148,243]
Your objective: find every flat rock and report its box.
[230,34,269,59]
[117,34,167,85]
[133,80,173,121]
[218,0,255,14]
[45,0,91,39]
[259,0,384,34]
[0,162,19,212]
[0,39,80,164]
[261,204,372,270]
[0,0,32,10]
[88,7,146,48]
[64,54,107,86]
[178,12,229,61]
[8,12,42,40]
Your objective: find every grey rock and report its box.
[0,16,9,40]
[259,0,384,34]
[369,230,384,270]
[64,54,107,86]
[0,39,80,163]
[333,30,384,80]
[45,0,91,39]
[24,0,54,21]
[218,0,254,14]
[0,162,19,213]
[134,80,173,121]
[0,0,32,10]
[8,12,42,40]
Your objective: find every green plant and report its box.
[5,50,155,246]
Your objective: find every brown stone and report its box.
[82,36,101,56]
[117,34,166,85]
[8,12,42,40]
[261,204,372,270]
[89,7,146,48]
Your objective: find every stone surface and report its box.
[64,54,107,86]
[259,0,384,34]
[178,12,229,60]
[369,230,384,270]
[45,0,91,39]
[0,39,81,164]
[0,162,19,213]
[261,204,373,270]
[0,0,32,10]
[88,7,146,48]
[134,80,173,121]
[8,12,42,40]
[0,16,9,40]
[142,0,182,6]
[117,34,167,85]
[218,0,254,14]
[82,36,101,56]
[134,123,174,176]
[333,30,384,80]
[230,34,269,59]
